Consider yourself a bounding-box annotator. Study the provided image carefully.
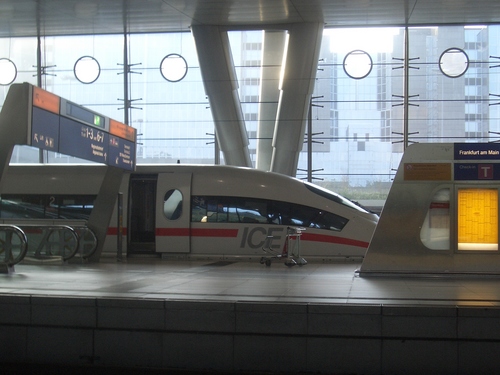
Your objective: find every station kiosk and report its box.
[360,142,500,276]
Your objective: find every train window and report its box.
[164,189,183,220]
[191,197,207,222]
[191,195,348,231]
[57,196,94,219]
[205,199,219,222]
[0,196,46,219]
[235,199,268,224]
[0,194,95,220]
[290,205,348,231]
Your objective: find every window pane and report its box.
[164,189,183,220]
[129,32,215,164]
[2,25,500,209]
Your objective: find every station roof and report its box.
[1,0,500,38]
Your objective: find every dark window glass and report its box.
[191,196,348,231]
[163,189,182,220]
[0,195,95,220]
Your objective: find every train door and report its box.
[128,174,157,254]
[155,172,192,253]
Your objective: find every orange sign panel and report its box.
[109,119,136,142]
[32,86,60,114]
[404,163,451,181]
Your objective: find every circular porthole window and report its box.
[74,56,101,84]
[160,53,188,82]
[343,50,373,79]
[439,48,469,78]
[0,58,17,85]
[164,189,183,220]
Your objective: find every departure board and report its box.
[59,116,109,164]
[28,85,136,170]
[31,106,59,152]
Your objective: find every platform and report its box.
[2,258,500,375]
[3,258,500,305]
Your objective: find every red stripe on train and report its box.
[156,228,238,237]
[301,233,370,249]
[107,227,127,235]
[107,227,368,248]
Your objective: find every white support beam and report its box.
[256,30,286,172]
[191,25,252,167]
[270,22,323,176]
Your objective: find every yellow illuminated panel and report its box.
[32,86,60,114]
[458,188,498,251]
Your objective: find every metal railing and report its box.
[0,224,28,267]
[0,223,98,266]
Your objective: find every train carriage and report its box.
[0,164,378,261]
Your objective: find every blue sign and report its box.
[454,143,500,160]
[108,135,135,171]
[455,163,500,180]
[31,107,59,151]
[59,117,109,164]
[28,84,136,170]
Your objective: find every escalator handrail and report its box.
[0,224,29,266]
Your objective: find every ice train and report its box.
[0,164,378,260]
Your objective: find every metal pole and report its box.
[123,20,129,125]
[117,192,123,261]
[307,98,312,182]
[403,26,410,150]
[214,129,220,165]
[36,0,44,163]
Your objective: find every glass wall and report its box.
[1,25,500,201]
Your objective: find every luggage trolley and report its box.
[260,226,307,267]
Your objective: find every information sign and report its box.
[454,163,500,180]
[31,107,59,151]
[27,84,136,170]
[108,135,136,169]
[59,117,109,164]
[454,143,500,160]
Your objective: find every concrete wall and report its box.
[1,295,499,374]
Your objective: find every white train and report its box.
[0,164,378,261]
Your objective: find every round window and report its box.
[160,53,188,82]
[439,48,469,78]
[0,58,17,85]
[74,56,101,84]
[343,50,373,79]
[164,189,183,220]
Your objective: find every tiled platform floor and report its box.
[3,258,500,375]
